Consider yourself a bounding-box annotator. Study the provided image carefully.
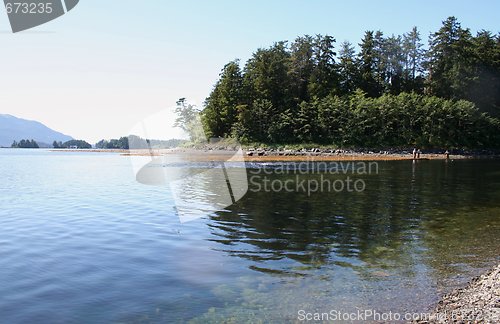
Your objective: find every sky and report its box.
[0,0,499,143]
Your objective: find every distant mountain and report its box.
[0,114,73,147]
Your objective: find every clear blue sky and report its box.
[1,0,498,142]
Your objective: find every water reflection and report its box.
[207,160,500,282]
[133,150,248,223]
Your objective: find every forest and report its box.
[199,17,500,148]
[11,139,39,148]
[53,140,92,149]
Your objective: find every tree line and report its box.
[95,136,186,150]
[95,137,130,149]
[11,139,39,148]
[199,17,500,148]
[53,140,92,149]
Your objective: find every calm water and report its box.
[0,149,499,323]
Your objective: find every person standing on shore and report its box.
[417,149,421,159]
[445,150,450,159]
[413,148,417,159]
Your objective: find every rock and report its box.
[413,264,500,323]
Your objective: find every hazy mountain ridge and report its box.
[0,114,73,147]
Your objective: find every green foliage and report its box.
[244,42,291,105]
[11,139,39,148]
[57,140,92,149]
[308,35,339,98]
[174,98,205,143]
[468,30,500,116]
[53,140,62,148]
[200,17,500,148]
[358,31,382,97]
[288,35,315,103]
[239,92,498,148]
[402,26,425,93]
[427,17,475,100]
[426,17,500,116]
[338,41,359,95]
[202,61,243,137]
[235,99,272,142]
[95,137,128,149]
[97,135,186,150]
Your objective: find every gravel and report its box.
[414,264,500,323]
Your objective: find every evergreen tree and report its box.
[202,60,243,137]
[373,31,387,92]
[338,41,359,95]
[308,34,339,98]
[236,99,272,142]
[288,35,315,104]
[243,42,291,110]
[12,139,39,148]
[469,30,500,116]
[199,18,500,147]
[402,27,425,92]
[427,17,476,100]
[383,34,405,94]
[358,31,382,97]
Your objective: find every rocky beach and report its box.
[414,264,500,323]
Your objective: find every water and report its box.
[0,149,499,323]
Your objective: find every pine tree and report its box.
[358,31,382,97]
[308,34,339,98]
[203,60,243,137]
[469,30,500,115]
[289,35,315,104]
[402,27,425,93]
[426,17,476,100]
[338,41,359,95]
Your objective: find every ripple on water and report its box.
[0,152,499,322]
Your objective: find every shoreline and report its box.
[47,148,500,162]
[414,264,500,323]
